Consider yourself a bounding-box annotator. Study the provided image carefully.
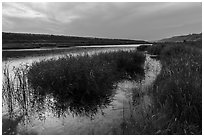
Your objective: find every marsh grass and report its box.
[119,41,202,135]
[3,64,30,116]
[143,40,202,56]
[3,50,145,119]
[150,43,202,134]
[3,66,15,117]
[27,50,145,115]
[120,93,156,135]
[2,64,33,134]
[3,42,201,134]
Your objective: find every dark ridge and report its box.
[2,32,149,49]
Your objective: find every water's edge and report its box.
[2,49,161,135]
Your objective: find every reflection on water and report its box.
[2,48,161,135]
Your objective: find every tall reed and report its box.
[151,43,202,134]
[2,64,30,117]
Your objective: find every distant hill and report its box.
[158,33,202,43]
[2,32,149,49]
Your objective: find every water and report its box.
[2,46,161,135]
[3,44,152,52]
[3,46,139,75]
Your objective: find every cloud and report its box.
[2,2,202,40]
[3,3,46,19]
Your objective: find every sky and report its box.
[2,2,202,41]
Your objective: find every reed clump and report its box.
[27,50,145,114]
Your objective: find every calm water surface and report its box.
[3,46,139,73]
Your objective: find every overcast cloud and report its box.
[2,2,202,41]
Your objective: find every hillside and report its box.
[158,33,202,43]
[2,32,149,49]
